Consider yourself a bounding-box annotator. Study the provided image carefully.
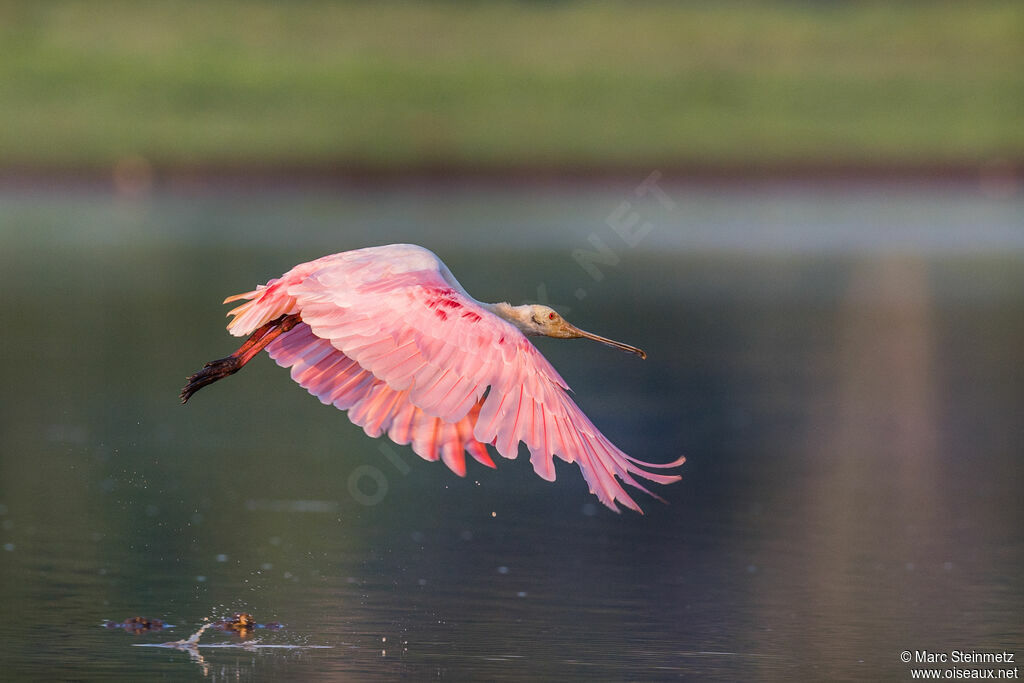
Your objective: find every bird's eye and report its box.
[548,312,557,320]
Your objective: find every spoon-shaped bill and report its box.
[565,323,647,359]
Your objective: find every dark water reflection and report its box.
[0,187,1022,680]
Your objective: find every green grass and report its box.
[0,0,1021,167]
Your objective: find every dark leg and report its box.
[180,314,300,404]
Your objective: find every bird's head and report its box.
[518,304,647,359]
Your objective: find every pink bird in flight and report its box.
[181,244,683,512]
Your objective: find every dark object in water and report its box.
[211,612,283,638]
[103,616,169,633]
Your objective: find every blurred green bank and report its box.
[0,1,1021,169]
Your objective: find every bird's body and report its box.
[182,244,683,512]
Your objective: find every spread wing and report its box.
[224,244,682,512]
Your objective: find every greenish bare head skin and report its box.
[488,303,647,359]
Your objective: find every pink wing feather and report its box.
[223,244,682,512]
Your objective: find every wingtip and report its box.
[222,291,254,305]
[628,453,686,469]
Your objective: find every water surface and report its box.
[0,184,1021,680]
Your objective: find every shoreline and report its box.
[1,160,1020,193]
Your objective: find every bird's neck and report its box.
[484,302,538,335]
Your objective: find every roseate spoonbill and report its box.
[181,244,683,512]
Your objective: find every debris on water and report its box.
[133,618,330,674]
[102,616,171,633]
[210,612,283,637]
[216,612,254,633]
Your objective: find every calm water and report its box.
[1,183,1022,680]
